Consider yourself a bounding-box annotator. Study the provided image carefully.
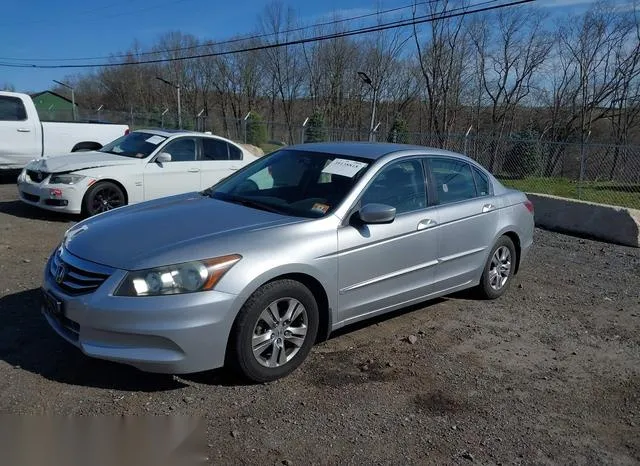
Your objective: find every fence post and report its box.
[577,130,591,200]
[464,125,473,157]
[301,117,309,144]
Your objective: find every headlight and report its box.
[49,174,86,185]
[114,255,242,297]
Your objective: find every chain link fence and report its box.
[39,106,639,209]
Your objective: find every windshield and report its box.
[99,132,167,158]
[207,149,371,218]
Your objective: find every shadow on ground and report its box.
[0,288,186,391]
[0,287,473,390]
[0,200,78,223]
[328,297,447,340]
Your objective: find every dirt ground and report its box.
[0,179,638,465]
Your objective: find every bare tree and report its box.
[609,4,640,178]
[413,0,470,145]
[259,0,305,143]
[540,1,632,176]
[469,5,553,170]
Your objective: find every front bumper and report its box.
[17,173,85,214]
[41,250,240,374]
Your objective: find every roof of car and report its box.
[133,128,199,137]
[286,141,468,161]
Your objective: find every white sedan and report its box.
[17,129,258,216]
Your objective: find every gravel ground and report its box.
[0,180,638,465]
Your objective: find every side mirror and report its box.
[357,203,396,224]
[156,152,172,163]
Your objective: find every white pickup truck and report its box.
[0,91,130,170]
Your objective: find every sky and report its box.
[0,0,616,93]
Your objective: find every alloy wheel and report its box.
[489,246,512,290]
[91,186,124,213]
[251,297,308,368]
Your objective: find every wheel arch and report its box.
[227,267,334,346]
[71,141,103,152]
[498,229,522,275]
[263,272,332,343]
[81,178,129,214]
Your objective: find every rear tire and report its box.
[227,279,319,383]
[82,181,126,217]
[476,235,516,300]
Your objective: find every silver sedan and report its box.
[41,142,534,382]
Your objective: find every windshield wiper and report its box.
[215,193,284,214]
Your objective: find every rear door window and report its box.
[0,96,27,121]
[228,143,243,160]
[472,166,490,197]
[202,138,229,160]
[429,157,478,204]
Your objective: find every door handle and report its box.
[188,168,200,173]
[482,203,495,213]
[417,218,437,230]
[17,128,31,132]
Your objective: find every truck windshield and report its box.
[99,132,167,158]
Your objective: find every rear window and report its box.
[0,96,27,121]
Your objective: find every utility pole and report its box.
[53,79,75,121]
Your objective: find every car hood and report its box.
[63,193,304,270]
[26,151,140,174]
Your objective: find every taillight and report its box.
[124,128,130,135]
[523,200,534,213]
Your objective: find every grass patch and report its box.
[498,177,640,210]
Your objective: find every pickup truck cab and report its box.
[0,91,129,169]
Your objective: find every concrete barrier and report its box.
[526,193,640,248]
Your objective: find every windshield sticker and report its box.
[311,203,330,214]
[145,135,165,145]
[321,158,368,178]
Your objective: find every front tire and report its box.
[477,236,516,299]
[83,181,126,217]
[227,279,319,383]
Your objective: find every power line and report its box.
[0,0,444,63]
[0,0,535,70]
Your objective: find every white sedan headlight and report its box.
[115,255,241,297]
[49,174,86,185]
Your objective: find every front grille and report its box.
[49,248,112,296]
[21,192,40,202]
[26,170,48,183]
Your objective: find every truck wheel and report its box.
[83,181,126,217]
